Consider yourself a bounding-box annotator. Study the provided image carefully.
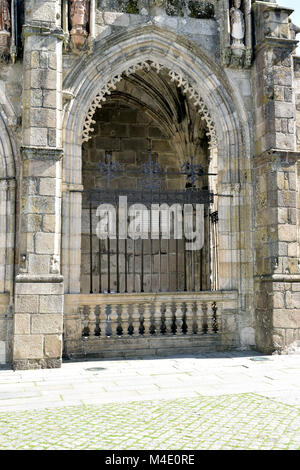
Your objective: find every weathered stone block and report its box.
[35,233,55,254]
[274,102,295,119]
[14,335,43,360]
[278,224,297,242]
[28,254,51,274]
[24,196,56,215]
[31,315,63,335]
[15,282,64,296]
[39,178,58,197]
[273,310,300,328]
[31,70,58,90]
[44,335,62,358]
[43,215,57,233]
[14,314,30,335]
[39,295,63,314]
[30,108,57,128]
[273,292,284,309]
[15,295,39,314]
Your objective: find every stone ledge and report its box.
[15,274,64,284]
[21,146,64,161]
[255,37,298,53]
[23,24,64,41]
[253,149,300,166]
[254,274,300,282]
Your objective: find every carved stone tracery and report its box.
[82,61,218,149]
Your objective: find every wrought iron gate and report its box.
[82,152,218,295]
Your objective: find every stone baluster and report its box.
[202,303,208,334]
[175,302,184,336]
[99,304,107,337]
[128,304,134,336]
[196,301,204,335]
[185,302,195,335]
[94,305,101,336]
[88,306,96,337]
[131,303,141,337]
[153,302,162,336]
[143,303,152,336]
[79,306,85,337]
[212,301,220,333]
[206,303,214,334]
[109,304,119,337]
[165,302,174,335]
[120,303,130,337]
[81,306,90,336]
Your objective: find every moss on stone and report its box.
[188,1,214,19]
[119,0,139,14]
[166,0,184,17]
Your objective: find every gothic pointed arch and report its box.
[61,25,253,352]
[63,25,251,185]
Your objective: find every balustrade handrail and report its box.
[65,290,238,308]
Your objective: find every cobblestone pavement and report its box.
[0,352,300,450]
[0,394,300,450]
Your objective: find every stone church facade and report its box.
[0,0,299,369]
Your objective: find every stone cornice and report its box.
[255,274,300,283]
[255,37,298,54]
[15,274,64,284]
[23,24,65,41]
[252,2,294,15]
[253,149,300,167]
[21,146,64,162]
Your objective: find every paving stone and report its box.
[0,353,300,449]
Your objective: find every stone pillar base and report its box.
[13,276,64,370]
[13,358,62,371]
[255,276,300,354]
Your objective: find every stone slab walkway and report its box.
[0,352,299,449]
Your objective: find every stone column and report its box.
[252,2,300,353]
[12,1,64,369]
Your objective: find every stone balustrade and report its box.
[79,297,220,338]
[64,291,238,358]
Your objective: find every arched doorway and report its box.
[62,26,253,356]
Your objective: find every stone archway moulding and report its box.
[63,25,251,188]
[82,60,218,149]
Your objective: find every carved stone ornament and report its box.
[82,61,218,149]
[50,255,60,275]
[0,0,11,59]
[69,0,89,51]
[230,0,245,56]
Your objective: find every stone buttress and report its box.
[12,0,64,369]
